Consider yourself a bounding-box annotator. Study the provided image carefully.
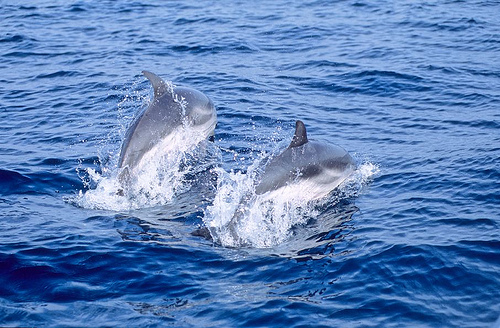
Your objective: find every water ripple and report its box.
[1,0,499,327]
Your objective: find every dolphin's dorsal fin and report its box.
[142,71,170,99]
[289,120,308,148]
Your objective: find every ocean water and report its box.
[1,0,499,327]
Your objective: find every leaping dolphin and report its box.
[255,120,355,200]
[196,120,356,246]
[118,71,217,170]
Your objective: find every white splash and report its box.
[73,78,218,212]
[203,159,379,248]
[75,127,217,211]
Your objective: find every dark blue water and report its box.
[1,1,500,327]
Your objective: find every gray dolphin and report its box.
[118,71,217,170]
[196,121,355,246]
[255,120,355,199]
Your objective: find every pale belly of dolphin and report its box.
[125,116,217,175]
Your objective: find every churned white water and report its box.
[203,158,379,248]
[75,130,217,211]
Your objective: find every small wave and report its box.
[174,17,226,26]
[0,34,36,43]
[0,169,33,195]
[169,43,257,55]
[35,70,81,79]
[280,60,357,72]
[400,17,482,33]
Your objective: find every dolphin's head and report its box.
[173,87,217,133]
[141,70,215,122]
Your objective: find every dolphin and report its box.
[196,120,356,246]
[254,120,355,200]
[117,71,217,171]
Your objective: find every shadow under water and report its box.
[271,199,359,261]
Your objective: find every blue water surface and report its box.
[1,1,500,327]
